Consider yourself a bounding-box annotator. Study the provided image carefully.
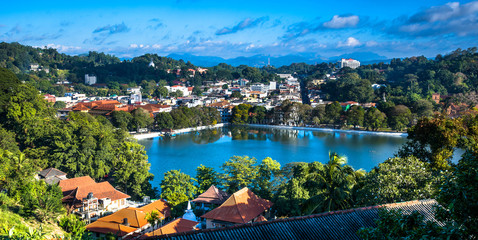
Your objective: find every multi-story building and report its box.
[340,58,361,69]
[85,74,97,85]
[251,83,268,93]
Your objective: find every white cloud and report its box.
[323,15,359,29]
[365,41,378,47]
[337,37,361,47]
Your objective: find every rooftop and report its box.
[142,218,199,238]
[38,167,67,179]
[139,199,171,219]
[156,199,439,240]
[59,176,130,205]
[192,185,229,205]
[200,187,273,224]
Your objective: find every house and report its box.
[37,167,68,184]
[432,93,440,104]
[138,199,171,220]
[197,67,208,74]
[59,176,130,221]
[71,100,132,116]
[86,200,172,239]
[340,58,360,69]
[201,187,273,229]
[166,85,190,96]
[137,104,172,116]
[158,199,439,240]
[86,207,148,239]
[141,218,198,238]
[206,102,233,123]
[85,74,97,85]
[44,94,56,103]
[192,185,229,209]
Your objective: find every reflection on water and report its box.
[138,125,408,187]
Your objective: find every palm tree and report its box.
[145,210,161,234]
[302,152,365,214]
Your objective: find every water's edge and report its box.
[247,124,408,137]
[133,123,407,140]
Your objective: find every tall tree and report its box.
[356,156,439,206]
[388,105,412,131]
[154,112,174,130]
[253,157,281,199]
[196,164,222,193]
[160,170,197,217]
[221,156,258,194]
[302,153,365,214]
[112,141,153,199]
[110,111,133,131]
[325,102,342,127]
[364,108,387,131]
[347,105,365,128]
[130,108,153,131]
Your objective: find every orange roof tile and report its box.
[75,181,130,201]
[72,104,91,111]
[59,176,130,203]
[86,220,138,237]
[139,200,171,218]
[192,185,229,205]
[59,176,96,192]
[144,218,198,237]
[98,207,148,228]
[200,187,273,224]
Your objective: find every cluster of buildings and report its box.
[45,58,376,126]
[36,167,439,240]
[36,167,274,239]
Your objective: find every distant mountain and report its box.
[167,52,389,67]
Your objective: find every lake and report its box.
[138,126,408,187]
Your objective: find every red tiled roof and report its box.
[192,185,229,205]
[72,104,91,111]
[143,218,198,237]
[86,220,138,237]
[96,207,148,228]
[200,187,273,224]
[139,200,171,218]
[59,176,130,203]
[59,176,96,192]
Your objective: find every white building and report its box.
[131,93,142,104]
[148,59,155,68]
[251,83,268,93]
[127,87,142,94]
[277,74,293,79]
[85,74,97,85]
[269,81,277,91]
[166,85,190,96]
[340,58,360,69]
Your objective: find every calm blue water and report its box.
[138,126,408,187]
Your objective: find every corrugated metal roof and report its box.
[150,199,438,240]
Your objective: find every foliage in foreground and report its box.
[356,156,441,206]
[358,209,464,240]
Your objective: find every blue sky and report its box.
[1,0,478,59]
